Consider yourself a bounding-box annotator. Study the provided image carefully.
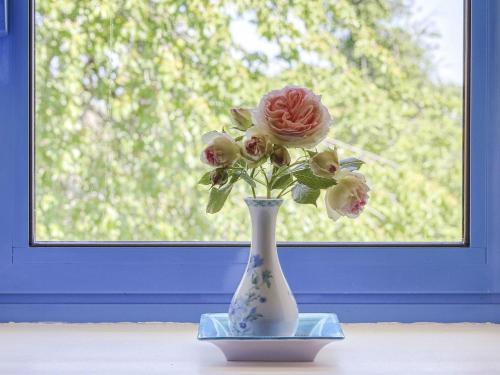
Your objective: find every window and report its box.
[34,0,466,243]
[0,0,498,323]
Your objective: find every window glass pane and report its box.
[34,0,465,242]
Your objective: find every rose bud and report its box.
[230,108,253,131]
[324,171,370,221]
[309,149,340,178]
[241,128,271,167]
[209,168,229,186]
[200,131,240,167]
[270,145,291,167]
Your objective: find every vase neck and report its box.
[245,198,282,259]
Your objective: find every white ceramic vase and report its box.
[228,198,299,336]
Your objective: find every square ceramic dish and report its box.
[197,313,344,361]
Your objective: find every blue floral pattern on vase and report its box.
[251,254,264,268]
[228,254,273,335]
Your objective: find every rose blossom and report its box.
[310,149,340,178]
[209,168,229,186]
[324,171,370,221]
[241,128,271,166]
[252,86,332,148]
[200,131,240,167]
[270,145,291,167]
[230,108,253,131]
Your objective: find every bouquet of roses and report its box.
[199,86,369,221]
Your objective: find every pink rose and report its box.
[324,172,370,221]
[241,128,271,166]
[252,86,332,148]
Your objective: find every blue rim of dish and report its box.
[197,335,345,341]
[197,313,345,340]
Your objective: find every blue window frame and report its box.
[0,0,499,322]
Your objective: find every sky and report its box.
[230,0,464,85]
[410,0,464,84]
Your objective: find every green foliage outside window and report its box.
[34,0,463,242]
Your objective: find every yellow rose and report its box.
[324,172,370,221]
[309,149,339,178]
[230,108,253,131]
[200,131,240,167]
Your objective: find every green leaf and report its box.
[233,159,246,168]
[240,170,257,188]
[288,161,309,173]
[228,169,242,184]
[198,172,211,185]
[306,150,318,158]
[228,167,255,187]
[293,168,336,189]
[272,173,293,190]
[206,183,233,214]
[340,157,364,171]
[291,183,320,206]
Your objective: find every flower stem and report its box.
[250,168,257,198]
[277,178,295,198]
[277,186,293,198]
[260,165,271,198]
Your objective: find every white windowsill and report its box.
[1,322,499,374]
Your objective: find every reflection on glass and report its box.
[35,0,464,242]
